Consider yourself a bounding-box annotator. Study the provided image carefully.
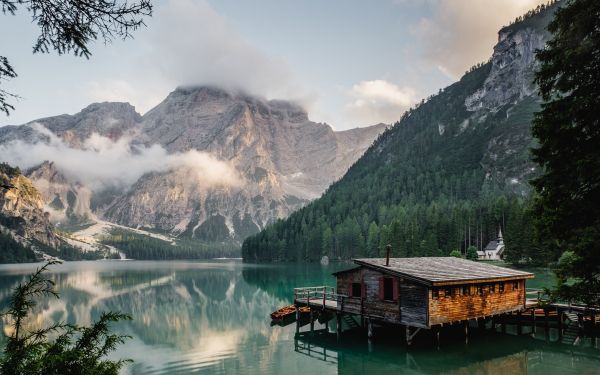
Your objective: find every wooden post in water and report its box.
[592,313,597,348]
[367,318,373,339]
[309,308,314,335]
[544,309,550,337]
[434,326,440,349]
[557,309,563,342]
[531,309,536,335]
[464,320,469,344]
[517,311,522,335]
[336,313,342,337]
[296,307,300,334]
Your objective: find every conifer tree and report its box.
[532,0,600,304]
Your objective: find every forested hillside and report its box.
[242,3,560,264]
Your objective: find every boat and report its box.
[270,305,310,321]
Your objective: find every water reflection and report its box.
[294,329,600,375]
[0,261,597,375]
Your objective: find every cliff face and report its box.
[0,164,58,248]
[27,161,95,224]
[0,88,385,242]
[465,27,548,113]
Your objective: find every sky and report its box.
[0,0,547,130]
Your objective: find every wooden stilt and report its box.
[310,309,314,335]
[592,313,597,348]
[336,314,342,335]
[367,319,373,339]
[531,309,536,335]
[544,309,549,335]
[517,311,522,335]
[435,326,440,349]
[557,310,563,342]
[405,326,421,347]
[464,320,469,344]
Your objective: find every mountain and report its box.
[0,87,385,246]
[0,163,56,261]
[242,4,560,263]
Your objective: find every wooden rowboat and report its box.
[270,305,310,321]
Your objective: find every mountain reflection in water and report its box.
[0,260,597,375]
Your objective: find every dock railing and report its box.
[526,288,548,305]
[294,286,347,309]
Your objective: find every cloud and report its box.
[75,0,307,116]
[344,80,417,125]
[143,0,300,101]
[415,0,548,79]
[0,124,242,190]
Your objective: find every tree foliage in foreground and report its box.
[0,261,132,375]
[0,0,152,115]
[531,0,600,305]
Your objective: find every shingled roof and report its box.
[352,257,534,286]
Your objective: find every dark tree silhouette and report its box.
[0,0,152,115]
[532,0,600,305]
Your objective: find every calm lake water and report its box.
[0,260,598,375]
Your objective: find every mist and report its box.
[0,124,242,191]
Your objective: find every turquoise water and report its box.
[0,260,598,374]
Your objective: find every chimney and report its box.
[385,244,391,266]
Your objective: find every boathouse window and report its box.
[383,277,394,301]
[444,287,453,298]
[351,283,362,298]
[462,285,469,296]
[476,285,483,296]
[489,284,496,294]
[432,288,439,299]
[499,283,505,293]
[512,281,519,290]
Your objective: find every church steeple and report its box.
[498,227,503,244]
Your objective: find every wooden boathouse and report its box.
[294,256,534,344]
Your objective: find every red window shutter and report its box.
[378,277,384,301]
[393,278,399,301]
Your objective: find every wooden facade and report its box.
[333,257,533,329]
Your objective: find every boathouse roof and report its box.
[345,257,534,286]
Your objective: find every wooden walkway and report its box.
[296,297,338,310]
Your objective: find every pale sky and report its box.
[0,0,546,130]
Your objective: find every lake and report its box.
[0,260,598,374]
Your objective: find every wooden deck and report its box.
[296,297,338,310]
